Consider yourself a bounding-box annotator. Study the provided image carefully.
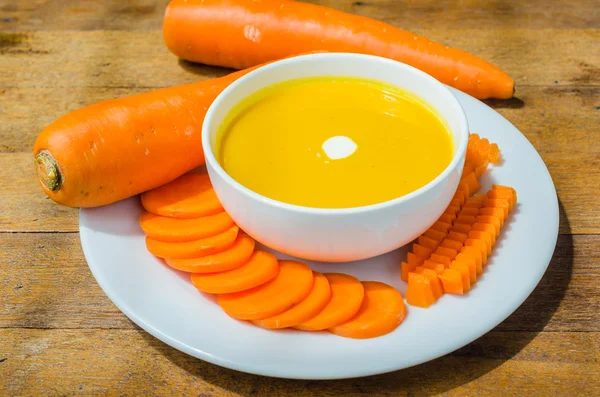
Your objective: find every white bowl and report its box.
[202,53,469,262]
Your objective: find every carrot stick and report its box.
[163,0,514,99]
[139,210,234,242]
[295,273,364,331]
[33,65,266,208]
[252,272,331,329]
[329,281,406,339]
[190,250,279,294]
[141,172,223,218]
[405,272,436,308]
[218,260,314,320]
[165,233,255,273]
[416,268,444,300]
[438,268,464,295]
[145,226,238,259]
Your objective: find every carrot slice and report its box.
[460,246,483,274]
[330,281,406,339]
[146,226,238,259]
[455,254,477,283]
[447,231,469,243]
[423,229,447,242]
[431,221,452,233]
[218,260,314,320]
[469,230,492,256]
[253,272,331,329]
[435,246,458,259]
[295,273,364,331]
[465,239,488,266]
[422,260,446,274]
[430,253,451,266]
[416,268,443,299]
[139,211,234,242]
[476,215,501,236]
[418,235,440,251]
[459,207,480,217]
[165,232,255,273]
[449,198,462,208]
[449,261,471,292]
[471,223,497,245]
[412,243,433,260]
[449,223,472,234]
[406,272,436,308]
[441,238,463,252]
[141,172,223,218]
[438,268,464,295]
[190,250,279,294]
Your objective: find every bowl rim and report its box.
[201,52,469,215]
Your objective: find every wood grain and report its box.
[0,329,598,396]
[0,233,597,332]
[2,0,599,31]
[1,29,598,89]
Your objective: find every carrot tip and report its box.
[35,149,62,192]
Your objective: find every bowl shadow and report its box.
[136,198,572,395]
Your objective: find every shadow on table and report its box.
[177,59,232,79]
[140,199,573,395]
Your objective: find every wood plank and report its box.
[0,153,79,232]
[1,233,597,332]
[2,0,599,31]
[0,29,598,89]
[0,329,597,396]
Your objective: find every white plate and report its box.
[80,88,559,380]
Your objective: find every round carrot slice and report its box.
[295,273,364,331]
[165,233,255,273]
[252,272,331,329]
[190,250,279,294]
[146,226,238,259]
[141,172,223,218]
[139,211,235,242]
[218,260,314,320]
[330,281,407,339]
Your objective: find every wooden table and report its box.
[1,0,599,395]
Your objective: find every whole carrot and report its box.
[33,67,257,208]
[163,0,515,99]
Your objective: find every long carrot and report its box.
[33,65,263,208]
[163,0,514,99]
[329,281,406,339]
[217,260,314,320]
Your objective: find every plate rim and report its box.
[79,88,560,380]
